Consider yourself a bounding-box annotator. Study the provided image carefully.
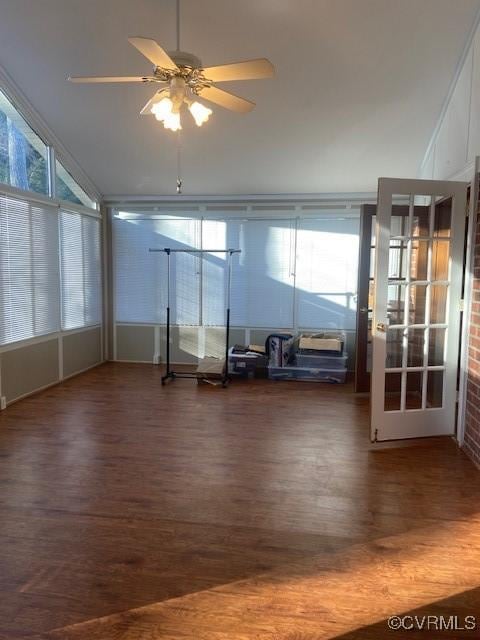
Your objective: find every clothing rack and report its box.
[149,248,241,387]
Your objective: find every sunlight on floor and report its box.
[44,516,480,639]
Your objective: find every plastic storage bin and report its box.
[268,366,347,383]
[295,353,348,369]
[228,348,266,377]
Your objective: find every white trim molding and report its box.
[104,192,380,207]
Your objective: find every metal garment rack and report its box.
[149,248,241,386]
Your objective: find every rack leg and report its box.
[161,371,175,385]
[223,307,231,387]
[162,305,172,385]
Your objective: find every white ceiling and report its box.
[0,0,479,197]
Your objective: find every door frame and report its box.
[354,204,376,392]
[457,159,480,445]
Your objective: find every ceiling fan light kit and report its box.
[149,75,213,131]
[67,0,275,133]
[67,0,274,191]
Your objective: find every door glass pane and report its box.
[385,372,402,411]
[430,284,448,324]
[434,198,452,238]
[390,214,406,238]
[367,313,373,373]
[409,284,427,324]
[388,240,407,280]
[431,240,450,281]
[411,206,430,237]
[386,328,404,368]
[427,370,444,408]
[371,214,376,247]
[407,328,425,367]
[410,240,429,281]
[370,247,375,278]
[406,371,423,409]
[368,279,374,310]
[387,284,406,325]
[428,328,446,366]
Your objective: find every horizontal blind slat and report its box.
[0,194,60,345]
[60,210,101,330]
[114,217,200,325]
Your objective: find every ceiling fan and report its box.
[68,1,275,132]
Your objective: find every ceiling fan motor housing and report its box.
[168,50,202,71]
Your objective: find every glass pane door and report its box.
[371,179,467,441]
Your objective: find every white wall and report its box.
[419,17,480,182]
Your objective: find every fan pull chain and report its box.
[176,129,182,194]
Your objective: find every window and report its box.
[56,160,96,209]
[114,211,360,331]
[202,218,295,327]
[296,217,359,330]
[60,210,102,330]
[0,90,48,196]
[114,215,200,324]
[0,194,60,345]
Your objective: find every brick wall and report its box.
[463,193,480,467]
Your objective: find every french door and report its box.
[371,178,467,442]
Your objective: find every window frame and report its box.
[0,77,100,211]
[0,185,103,351]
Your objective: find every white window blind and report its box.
[202,218,295,327]
[296,217,359,330]
[201,219,237,326]
[60,210,102,330]
[0,194,60,345]
[114,212,360,331]
[114,216,200,324]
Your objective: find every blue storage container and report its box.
[228,348,266,377]
[268,366,347,383]
[294,353,348,369]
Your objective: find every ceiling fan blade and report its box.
[198,86,255,113]
[128,37,178,70]
[140,90,167,115]
[69,76,152,83]
[202,58,274,82]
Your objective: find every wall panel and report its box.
[63,327,102,377]
[115,325,155,362]
[419,19,480,181]
[114,323,357,371]
[433,48,472,180]
[0,339,59,403]
[468,28,480,162]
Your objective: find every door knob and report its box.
[376,322,387,333]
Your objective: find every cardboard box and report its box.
[298,336,343,352]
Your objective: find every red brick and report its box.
[464,195,480,466]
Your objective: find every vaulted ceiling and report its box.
[0,0,478,196]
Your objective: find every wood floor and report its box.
[0,363,479,639]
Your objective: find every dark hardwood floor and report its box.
[0,363,479,639]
